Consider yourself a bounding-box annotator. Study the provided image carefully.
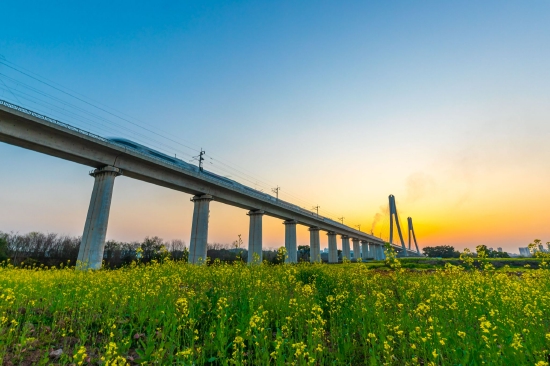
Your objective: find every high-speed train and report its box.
[108,138,288,206]
[108,138,333,221]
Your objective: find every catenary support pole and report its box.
[247,210,264,264]
[188,194,213,264]
[77,166,122,270]
[309,227,321,262]
[283,219,297,263]
[327,232,338,263]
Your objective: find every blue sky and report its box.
[1,1,549,251]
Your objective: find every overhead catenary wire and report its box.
[0,59,367,230]
[0,84,198,162]
[0,61,201,156]
[1,63,347,220]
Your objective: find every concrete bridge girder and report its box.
[0,102,422,267]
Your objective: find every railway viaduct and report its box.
[0,100,421,269]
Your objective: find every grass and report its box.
[396,257,545,270]
[1,259,550,365]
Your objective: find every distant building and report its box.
[488,247,494,252]
[497,247,503,253]
[519,247,531,257]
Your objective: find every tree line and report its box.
[422,245,511,258]
[0,231,296,267]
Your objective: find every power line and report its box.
[0,60,200,155]
[4,62,343,216]
[2,60,345,218]
[0,58,363,228]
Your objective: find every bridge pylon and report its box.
[389,195,407,256]
[407,217,420,254]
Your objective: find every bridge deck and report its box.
[0,100,420,255]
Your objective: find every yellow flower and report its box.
[511,333,523,350]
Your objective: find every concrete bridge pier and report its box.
[247,210,264,263]
[77,166,122,269]
[327,232,338,263]
[361,240,369,261]
[309,227,321,262]
[376,244,381,260]
[373,243,380,260]
[377,244,386,260]
[352,238,361,262]
[188,194,213,264]
[283,220,297,263]
[341,235,351,260]
[372,243,380,260]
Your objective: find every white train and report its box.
[108,138,283,204]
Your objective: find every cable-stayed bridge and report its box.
[0,99,421,268]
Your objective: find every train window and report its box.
[115,140,139,149]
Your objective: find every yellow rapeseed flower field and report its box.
[1,258,549,365]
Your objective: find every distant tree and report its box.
[475,244,510,258]
[528,239,550,259]
[476,245,489,259]
[231,234,245,261]
[140,236,165,261]
[422,245,460,258]
[528,239,542,255]
[297,245,310,262]
[167,239,186,260]
[0,236,8,262]
[490,251,510,258]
